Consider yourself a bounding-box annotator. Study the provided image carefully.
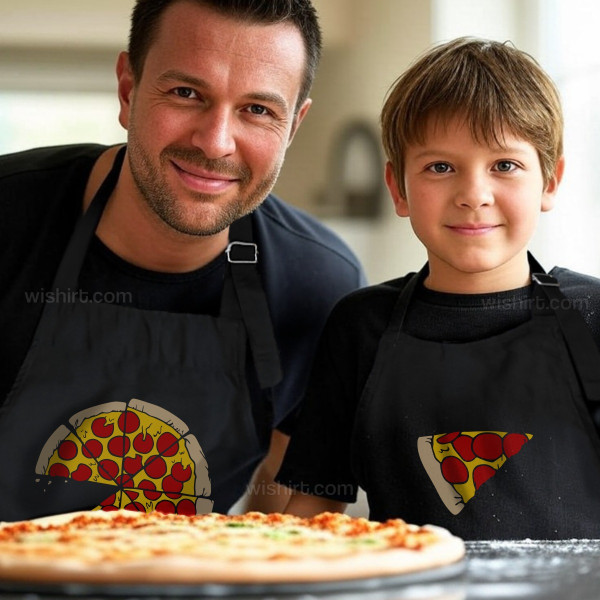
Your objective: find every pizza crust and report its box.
[0,511,465,585]
[418,436,465,515]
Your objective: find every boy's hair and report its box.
[381,37,563,196]
[128,0,322,113]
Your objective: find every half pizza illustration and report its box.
[35,399,213,515]
[418,431,532,515]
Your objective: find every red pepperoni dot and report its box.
[58,440,78,461]
[133,432,154,455]
[472,433,503,462]
[82,439,103,459]
[100,493,117,507]
[441,456,469,484]
[139,480,162,501]
[49,463,70,478]
[157,432,179,457]
[473,464,497,490]
[124,455,143,475]
[437,432,460,444]
[144,456,167,479]
[176,499,197,516]
[101,505,119,512]
[91,417,114,439]
[72,464,92,482]
[155,500,176,514]
[162,475,183,494]
[124,502,145,512]
[125,490,140,501]
[171,462,192,482]
[117,473,134,487]
[98,459,119,481]
[503,433,530,458]
[118,411,140,434]
[453,435,476,462]
[108,436,130,457]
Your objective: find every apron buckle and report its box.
[226,242,258,264]
[532,273,559,287]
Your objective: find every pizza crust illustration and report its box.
[418,431,532,515]
[36,399,213,515]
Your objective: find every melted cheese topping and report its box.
[0,511,438,563]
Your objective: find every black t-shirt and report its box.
[276,269,600,503]
[0,144,367,440]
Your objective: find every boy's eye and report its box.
[427,163,452,174]
[495,160,516,172]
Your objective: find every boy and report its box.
[276,37,600,540]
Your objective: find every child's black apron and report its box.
[353,256,600,539]
[0,147,281,521]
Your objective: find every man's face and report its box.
[117,1,311,237]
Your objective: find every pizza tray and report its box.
[0,559,465,598]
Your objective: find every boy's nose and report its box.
[190,109,236,159]
[455,174,494,209]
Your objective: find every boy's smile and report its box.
[386,116,563,294]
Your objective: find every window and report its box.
[0,91,124,154]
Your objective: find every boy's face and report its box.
[385,116,563,293]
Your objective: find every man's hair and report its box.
[381,37,564,196]
[128,0,322,112]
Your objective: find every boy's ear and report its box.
[541,156,565,212]
[385,162,410,217]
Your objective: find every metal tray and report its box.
[0,559,465,598]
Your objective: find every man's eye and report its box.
[428,163,452,174]
[496,160,516,172]
[247,104,269,116]
[173,87,197,99]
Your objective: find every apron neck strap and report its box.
[52,145,281,390]
[389,253,600,401]
[387,264,428,333]
[220,216,282,390]
[529,253,600,400]
[53,146,126,291]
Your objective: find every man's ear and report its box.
[385,161,409,217]
[287,98,312,147]
[116,51,135,130]
[541,156,565,212]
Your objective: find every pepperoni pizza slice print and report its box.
[36,399,213,515]
[418,431,532,515]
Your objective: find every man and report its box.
[0,0,366,521]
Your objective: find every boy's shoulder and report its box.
[331,273,415,320]
[551,266,600,295]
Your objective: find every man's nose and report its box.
[191,108,236,159]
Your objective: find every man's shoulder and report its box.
[253,195,365,278]
[0,144,107,181]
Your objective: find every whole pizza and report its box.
[0,510,464,585]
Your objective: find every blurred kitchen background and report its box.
[1,0,600,284]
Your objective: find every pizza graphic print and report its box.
[35,399,213,515]
[418,431,532,515]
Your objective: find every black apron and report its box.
[353,255,600,539]
[0,147,281,521]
